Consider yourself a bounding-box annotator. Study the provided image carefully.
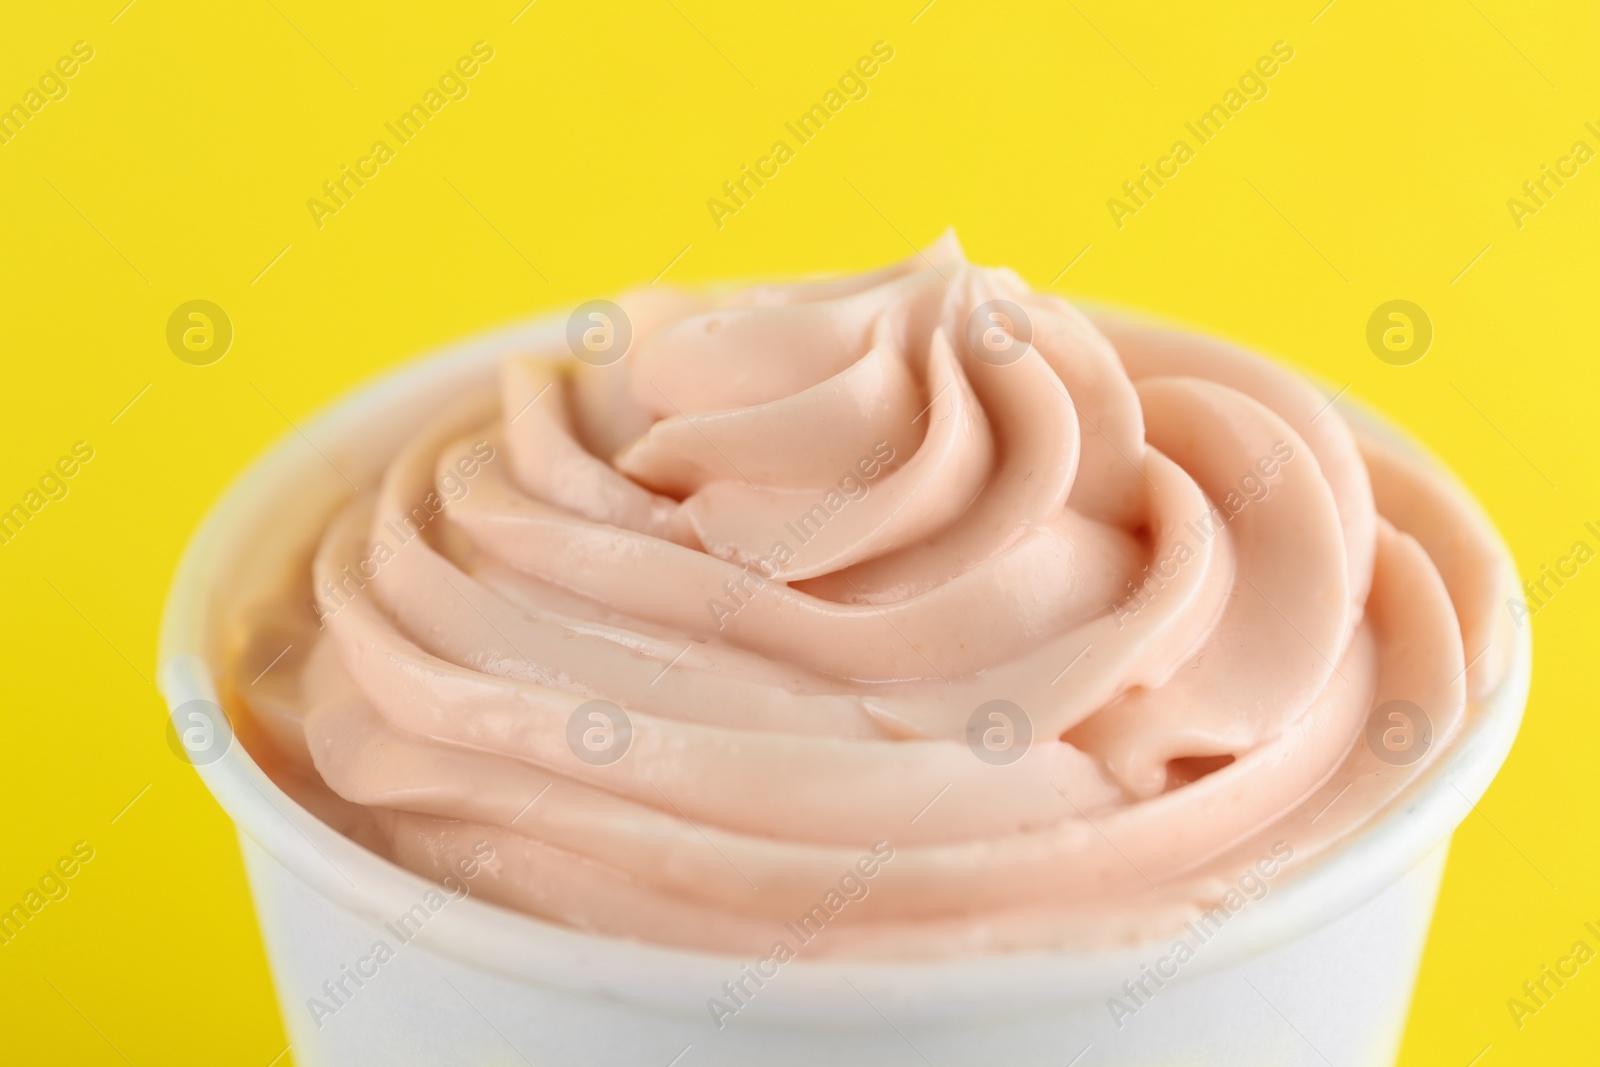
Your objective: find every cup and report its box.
[159,308,1530,1066]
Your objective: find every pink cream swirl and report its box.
[241,235,1515,957]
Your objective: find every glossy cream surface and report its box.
[236,235,1515,957]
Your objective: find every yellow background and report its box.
[1,1,1594,1063]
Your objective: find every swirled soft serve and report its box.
[233,234,1516,957]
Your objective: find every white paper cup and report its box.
[159,308,1531,1067]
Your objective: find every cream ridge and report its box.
[234,233,1517,959]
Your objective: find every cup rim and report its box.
[157,303,1532,1021]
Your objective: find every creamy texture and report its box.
[236,235,1516,957]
